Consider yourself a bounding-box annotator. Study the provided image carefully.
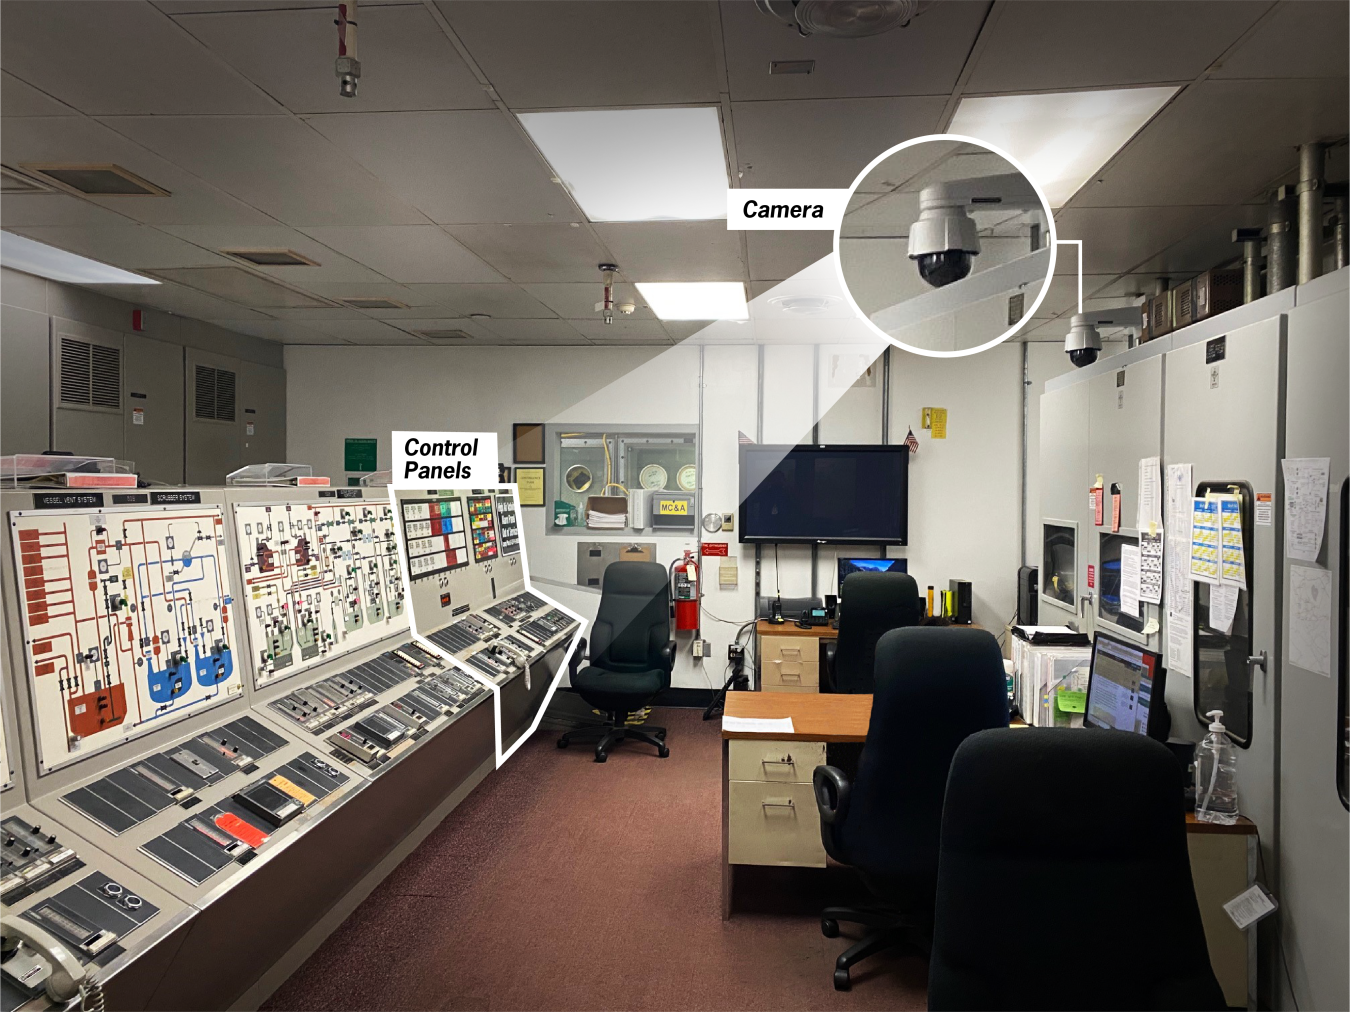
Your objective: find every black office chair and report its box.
[557,561,675,763]
[928,727,1226,1011]
[823,572,924,694]
[813,627,1009,991]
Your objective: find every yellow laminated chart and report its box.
[1219,496,1247,587]
[1189,497,1220,584]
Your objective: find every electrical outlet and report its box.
[692,639,705,658]
[728,644,745,665]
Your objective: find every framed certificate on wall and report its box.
[513,423,545,464]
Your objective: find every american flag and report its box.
[738,431,755,444]
[904,427,919,453]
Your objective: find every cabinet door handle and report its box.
[761,799,795,809]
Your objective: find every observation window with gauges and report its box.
[1193,481,1254,747]
[549,427,697,531]
[1042,521,1077,609]
[1099,531,1145,634]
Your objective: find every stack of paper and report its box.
[585,494,628,529]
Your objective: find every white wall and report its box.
[286,336,1034,687]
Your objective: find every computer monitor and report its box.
[838,556,907,587]
[1084,632,1167,739]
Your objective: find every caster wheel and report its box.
[655,730,667,741]
[833,969,851,992]
[821,919,840,938]
[594,751,607,763]
[557,738,569,748]
[658,745,670,758]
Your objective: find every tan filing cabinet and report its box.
[726,738,827,867]
[760,635,820,692]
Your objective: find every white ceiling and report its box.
[0,0,1345,346]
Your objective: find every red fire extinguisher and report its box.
[672,550,699,631]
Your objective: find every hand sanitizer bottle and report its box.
[1195,710,1239,825]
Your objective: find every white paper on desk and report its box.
[1138,456,1162,530]
[1210,583,1239,635]
[722,716,795,734]
[1120,544,1141,618]
[1289,564,1333,677]
[1140,530,1164,605]
[1282,457,1330,562]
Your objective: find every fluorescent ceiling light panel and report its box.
[1,231,159,285]
[948,87,1178,208]
[519,107,728,221]
[636,282,747,320]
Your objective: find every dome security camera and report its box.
[907,173,1042,289]
[1064,307,1144,368]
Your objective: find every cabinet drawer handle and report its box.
[761,799,795,809]
[781,648,801,659]
[780,670,801,681]
[760,757,795,766]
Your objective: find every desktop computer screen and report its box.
[1084,632,1165,737]
[838,557,907,585]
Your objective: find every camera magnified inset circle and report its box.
[834,135,1057,357]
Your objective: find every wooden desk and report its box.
[719,692,1258,1008]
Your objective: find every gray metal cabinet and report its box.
[1088,355,1164,652]
[123,333,184,485]
[185,346,242,484]
[238,360,286,467]
[1038,381,1089,625]
[1277,282,1348,1012]
[50,316,124,459]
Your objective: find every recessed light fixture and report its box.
[416,329,473,341]
[947,87,1178,207]
[1,231,160,285]
[518,107,729,221]
[19,163,170,197]
[635,282,748,320]
[1,166,53,194]
[339,296,409,310]
[768,295,839,315]
[222,248,319,267]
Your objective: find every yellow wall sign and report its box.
[922,406,948,439]
[657,499,689,515]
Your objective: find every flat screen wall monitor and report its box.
[1084,631,1167,740]
[738,444,909,545]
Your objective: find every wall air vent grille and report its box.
[221,248,319,267]
[59,336,121,410]
[195,365,238,422]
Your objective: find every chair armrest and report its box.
[659,640,677,672]
[813,765,851,864]
[568,637,588,678]
[822,640,838,692]
[813,765,851,825]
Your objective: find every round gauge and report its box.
[677,464,697,491]
[639,464,668,490]
[564,464,592,493]
[702,512,722,534]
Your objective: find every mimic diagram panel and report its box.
[467,494,499,563]
[233,500,406,689]
[9,506,241,774]
[401,495,469,578]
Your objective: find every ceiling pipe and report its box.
[1330,184,1349,271]
[1297,142,1326,285]
[1232,228,1264,304]
[1266,185,1297,293]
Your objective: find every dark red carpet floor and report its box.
[262,707,927,1012]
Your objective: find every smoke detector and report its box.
[754,0,931,37]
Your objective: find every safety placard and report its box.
[657,499,689,515]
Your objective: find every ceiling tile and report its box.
[153,0,409,11]
[297,225,504,284]
[202,319,337,343]
[1,72,75,117]
[569,319,671,344]
[162,225,389,283]
[593,222,745,282]
[104,115,427,226]
[405,283,557,319]
[438,1,720,108]
[1209,0,1348,80]
[0,0,280,115]
[731,97,946,188]
[298,281,436,307]
[1,116,275,226]
[8,224,231,270]
[1070,79,1350,209]
[745,231,833,281]
[443,223,608,282]
[521,282,655,320]
[375,317,498,340]
[1053,205,1228,274]
[85,279,274,321]
[718,0,988,102]
[172,5,492,115]
[475,318,588,343]
[306,111,578,224]
[299,318,424,344]
[965,1,1269,93]
[0,192,133,229]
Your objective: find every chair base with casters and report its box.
[819,905,931,991]
[556,710,669,762]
